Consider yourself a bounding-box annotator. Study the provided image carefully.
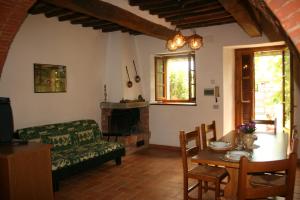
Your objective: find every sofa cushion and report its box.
[41,132,75,151]
[17,119,102,141]
[50,140,124,171]
[75,129,95,145]
[51,148,81,170]
[75,140,124,163]
[17,126,58,142]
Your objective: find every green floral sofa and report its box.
[16,119,125,191]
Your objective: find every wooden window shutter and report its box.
[155,56,166,101]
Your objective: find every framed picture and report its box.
[34,63,66,93]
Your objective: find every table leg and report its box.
[224,168,239,198]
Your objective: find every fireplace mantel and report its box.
[100,101,149,109]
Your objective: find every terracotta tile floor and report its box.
[54,148,300,200]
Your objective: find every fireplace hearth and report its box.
[100,102,150,154]
[108,108,140,135]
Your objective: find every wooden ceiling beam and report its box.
[158,2,222,18]
[58,13,83,21]
[101,25,122,32]
[139,1,178,11]
[129,0,173,7]
[29,3,55,15]
[172,13,233,26]
[245,0,300,65]
[70,17,94,24]
[218,0,261,37]
[178,17,235,29]
[93,23,115,30]
[45,8,70,18]
[82,20,111,27]
[42,0,175,40]
[168,10,229,23]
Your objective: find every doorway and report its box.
[235,46,293,134]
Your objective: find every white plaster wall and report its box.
[104,31,142,102]
[134,23,270,147]
[223,47,235,134]
[0,15,106,129]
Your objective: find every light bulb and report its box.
[173,31,186,47]
[188,34,203,50]
[166,39,178,51]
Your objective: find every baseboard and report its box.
[148,144,180,151]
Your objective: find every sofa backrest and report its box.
[16,119,102,143]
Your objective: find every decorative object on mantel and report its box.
[132,60,141,83]
[138,95,145,102]
[166,29,203,51]
[239,121,257,150]
[120,96,145,103]
[104,84,107,102]
[125,66,133,88]
[100,101,149,109]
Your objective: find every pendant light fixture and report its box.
[166,38,178,51]
[188,33,203,50]
[173,30,186,48]
[166,29,203,51]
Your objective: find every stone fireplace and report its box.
[100,102,150,154]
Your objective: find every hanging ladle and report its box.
[133,60,141,83]
[125,66,133,88]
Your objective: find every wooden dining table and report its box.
[191,130,288,198]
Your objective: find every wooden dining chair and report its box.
[290,128,298,153]
[237,152,297,200]
[254,118,277,134]
[200,120,217,149]
[179,127,228,200]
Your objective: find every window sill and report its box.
[150,102,197,106]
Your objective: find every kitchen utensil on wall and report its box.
[125,66,133,88]
[133,60,141,83]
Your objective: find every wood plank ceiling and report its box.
[29,1,142,35]
[28,0,236,37]
[129,0,236,30]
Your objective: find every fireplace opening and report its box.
[108,108,140,135]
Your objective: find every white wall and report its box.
[0,15,107,129]
[223,47,235,134]
[134,23,270,146]
[104,31,142,102]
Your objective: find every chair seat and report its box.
[188,165,228,181]
[250,174,286,186]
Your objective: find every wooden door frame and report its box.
[234,45,294,129]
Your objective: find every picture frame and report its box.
[34,63,66,93]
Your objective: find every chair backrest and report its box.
[201,120,217,149]
[179,127,201,173]
[237,152,297,200]
[254,119,277,134]
[291,129,298,154]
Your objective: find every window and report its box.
[155,52,196,103]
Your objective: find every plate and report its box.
[225,150,251,162]
[209,141,231,150]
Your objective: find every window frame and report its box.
[154,52,196,103]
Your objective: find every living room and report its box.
[0,0,300,200]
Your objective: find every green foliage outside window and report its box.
[169,70,188,100]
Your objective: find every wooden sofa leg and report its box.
[115,157,122,165]
[53,178,60,192]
